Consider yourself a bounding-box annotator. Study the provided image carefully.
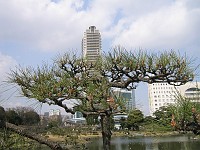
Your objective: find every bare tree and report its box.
[7,47,195,150]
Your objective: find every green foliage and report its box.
[142,122,173,132]
[7,48,196,149]
[49,127,66,136]
[47,120,60,129]
[121,109,144,130]
[153,106,172,127]
[0,129,49,149]
[6,107,40,126]
[8,49,195,115]
[6,109,22,125]
[23,111,40,125]
[65,134,78,146]
[0,106,6,128]
[169,88,200,131]
[86,114,99,125]
[143,116,155,125]
[128,109,144,122]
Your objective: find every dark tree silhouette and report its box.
[0,106,6,128]
[6,109,22,125]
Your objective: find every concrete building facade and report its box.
[148,82,200,116]
[112,88,136,111]
[82,26,101,64]
[49,109,61,116]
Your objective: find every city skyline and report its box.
[0,0,200,116]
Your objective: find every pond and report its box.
[86,134,200,150]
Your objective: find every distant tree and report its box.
[126,109,144,130]
[86,114,99,125]
[153,106,172,127]
[5,109,22,125]
[0,107,62,149]
[119,117,126,129]
[8,48,195,150]
[48,120,59,128]
[0,106,6,128]
[23,110,40,125]
[169,89,200,132]
[6,107,40,126]
[13,107,31,122]
[143,116,155,125]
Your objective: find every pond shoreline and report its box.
[81,130,196,139]
[86,133,200,150]
[46,130,200,149]
[77,130,200,147]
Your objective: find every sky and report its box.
[0,0,200,116]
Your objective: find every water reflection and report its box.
[86,135,200,150]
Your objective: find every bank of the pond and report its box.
[45,130,200,149]
[47,130,200,143]
[80,130,191,139]
[86,134,200,150]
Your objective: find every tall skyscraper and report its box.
[81,26,136,113]
[82,26,101,64]
[148,82,200,116]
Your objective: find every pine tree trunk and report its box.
[100,114,112,150]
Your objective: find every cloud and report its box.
[0,0,86,51]
[111,0,200,54]
[0,52,17,81]
[0,0,199,55]
[0,0,120,52]
[0,52,19,108]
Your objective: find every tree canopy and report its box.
[5,109,22,125]
[6,107,40,126]
[0,106,6,128]
[8,49,194,116]
[123,109,144,130]
[7,48,195,150]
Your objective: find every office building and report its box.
[49,109,61,116]
[73,111,83,119]
[148,82,200,116]
[112,88,136,111]
[82,26,136,112]
[82,26,101,64]
[179,82,200,102]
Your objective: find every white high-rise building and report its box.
[82,26,101,64]
[148,83,176,116]
[148,82,200,116]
